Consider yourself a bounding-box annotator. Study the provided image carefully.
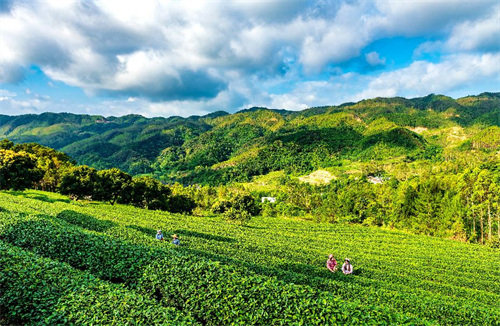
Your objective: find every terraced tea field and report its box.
[0,190,499,325]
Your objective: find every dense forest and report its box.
[1,92,499,245]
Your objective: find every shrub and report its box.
[261,202,278,217]
[168,194,196,214]
[223,207,251,224]
[212,193,260,217]
[211,199,231,214]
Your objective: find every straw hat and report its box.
[172,234,178,239]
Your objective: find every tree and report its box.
[224,207,251,225]
[414,177,444,235]
[13,143,75,192]
[472,170,492,244]
[58,166,98,200]
[121,176,171,210]
[93,168,132,205]
[167,194,196,214]
[459,168,481,241]
[0,139,14,150]
[491,171,500,241]
[0,149,43,190]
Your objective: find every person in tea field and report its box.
[342,258,353,275]
[172,234,180,246]
[327,254,338,272]
[156,230,164,241]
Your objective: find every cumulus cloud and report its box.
[0,89,17,98]
[414,4,500,56]
[372,0,494,37]
[353,53,500,100]
[270,93,309,111]
[257,51,500,111]
[446,5,500,52]
[0,0,499,115]
[261,75,368,110]
[0,95,50,115]
[0,82,252,118]
[365,52,386,66]
[0,87,53,115]
[299,3,374,72]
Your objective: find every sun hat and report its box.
[345,258,350,262]
[172,234,178,239]
[157,230,162,233]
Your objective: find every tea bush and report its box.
[1,191,499,325]
[0,241,198,325]
[0,212,418,325]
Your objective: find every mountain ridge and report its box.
[1,92,499,184]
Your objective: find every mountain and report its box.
[1,92,499,184]
[0,112,212,173]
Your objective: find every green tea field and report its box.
[1,190,499,325]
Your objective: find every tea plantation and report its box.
[0,190,499,325]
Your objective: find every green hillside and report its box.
[0,112,217,173]
[1,92,499,184]
[0,190,499,325]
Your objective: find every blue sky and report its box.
[0,0,499,117]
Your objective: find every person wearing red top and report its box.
[327,254,337,272]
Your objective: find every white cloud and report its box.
[353,53,500,101]
[0,90,17,97]
[446,5,500,52]
[413,41,444,58]
[256,51,500,111]
[270,93,309,111]
[0,96,49,115]
[0,0,498,115]
[260,75,368,110]
[365,52,386,66]
[414,5,500,56]
[372,0,494,36]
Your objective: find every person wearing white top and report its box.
[342,258,353,275]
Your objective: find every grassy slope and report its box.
[1,190,499,325]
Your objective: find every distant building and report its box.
[367,176,385,184]
[261,197,276,203]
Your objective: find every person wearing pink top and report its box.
[326,254,337,272]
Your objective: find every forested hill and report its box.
[1,92,499,184]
